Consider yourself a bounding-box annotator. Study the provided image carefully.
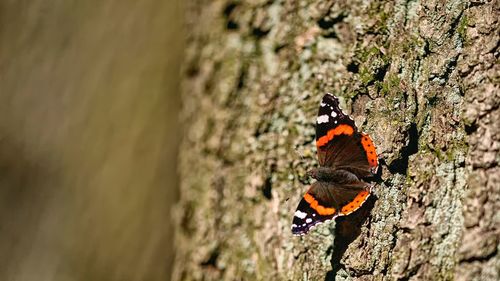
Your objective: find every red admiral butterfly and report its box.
[292,93,379,235]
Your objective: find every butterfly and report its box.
[291,93,379,235]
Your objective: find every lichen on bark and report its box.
[173,0,499,280]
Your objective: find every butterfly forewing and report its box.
[315,94,357,153]
[315,94,377,177]
[291,181,371,235]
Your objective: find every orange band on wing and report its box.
[316,124,355,148]
[340,190,370,215]
[360,133,378,168]
[304,193,336,215]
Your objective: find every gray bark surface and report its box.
[174,0,499,280]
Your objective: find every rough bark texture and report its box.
[174,0,499,280]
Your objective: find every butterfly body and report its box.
[307,168,359,183]
[291,94,379,236]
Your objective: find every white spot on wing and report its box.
[292,213,343,236]
[320,102,327,107]
[331,110,337,117]
[294,210,307,219]
[306,218,312,223]
[317,115,329,124]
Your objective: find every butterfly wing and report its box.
[291,180,371,235]
[315,94,378,177]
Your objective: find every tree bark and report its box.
[174,0,499,280]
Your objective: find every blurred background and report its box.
[0,1,183,280]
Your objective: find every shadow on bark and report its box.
[325,196,376,281]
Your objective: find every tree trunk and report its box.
[174,0,499,280]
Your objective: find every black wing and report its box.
[291,180,371,235]
[315,94,378,177]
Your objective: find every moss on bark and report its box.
[174,0,499,280]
